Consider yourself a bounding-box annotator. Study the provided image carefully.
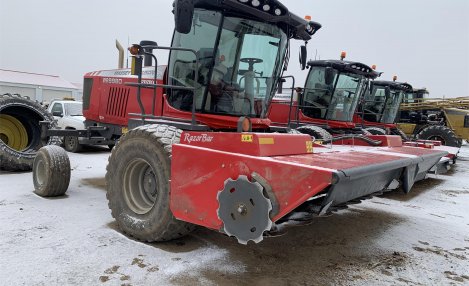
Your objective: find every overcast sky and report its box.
[1,0,468,97]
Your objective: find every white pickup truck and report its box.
[48,100,86,152]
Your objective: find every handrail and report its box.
[125,45,200,127]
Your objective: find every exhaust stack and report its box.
[139,40,158,67]
[116,40,124,69]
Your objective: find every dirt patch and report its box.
[120,274,130,281]
[366,251,409,272]
[176,251,412,286]
[441,189,469,197]
[381,177,445,201]
[429,213,446,218]
[413,245,467,260]
[404,204,422,209]
[147,266,159,272]
[104,265,120,274]
[444,271,469,283]
[131,258,147,268]
[80,177,106,190]
[169,208,412,285]
[395,277,423,285]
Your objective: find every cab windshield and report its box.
[300,67,365,121]
[168,9,288,118]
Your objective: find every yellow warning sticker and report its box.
[306,141,313,153]
[241,134,253,143]
[122,127,129,134]
[259,137,275,145]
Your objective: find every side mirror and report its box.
[174,0,194,34]
[325,67,335,85]
[52,111,63,117]
[299,45,307,70]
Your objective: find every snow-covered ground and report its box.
[1,145,468,285]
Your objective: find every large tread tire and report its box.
[364,127,386,135]
[106,124,195,242]
[0,94,61,171]
[296,125,333,141]
[33,145,71,197]
[416,125,461,147]
[63,136,83,153]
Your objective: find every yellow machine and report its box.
[398,91,469,146]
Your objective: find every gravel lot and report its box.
[1,145,468,286]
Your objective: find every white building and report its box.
[0,69,82,103]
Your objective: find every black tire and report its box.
[108,144,115,150]
[63,136,82,153]
[33,145,71,197]
[416,125,461,147]
[391,128,409,141]
[106,124,195,242]
[0,94,61,171]
[296,125,332,141]
[364,127,386,135]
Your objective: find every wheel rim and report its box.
[123,158,158,215]
[35,158,46,186]
[64,136,76,150]
[428,135,446,145]
[0,114,28,151]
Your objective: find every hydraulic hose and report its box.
[322,135,382,146]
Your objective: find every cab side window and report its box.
[51,103,63,116]
[167,10,221,112]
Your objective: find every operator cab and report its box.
[399,88,429,123]
[299,60,379,122]
[167,10,288,118]
[362,81,412,124]
[129,0,322,129]
[402,88,429,104]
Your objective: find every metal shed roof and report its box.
[0,69,78,90]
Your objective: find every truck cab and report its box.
[49,100,85,130]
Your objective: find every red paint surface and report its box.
[269,99,356,129]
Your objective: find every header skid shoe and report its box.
[217,175,273,245]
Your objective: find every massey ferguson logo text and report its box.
[183,133,214,144]
[103,78,122,84]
